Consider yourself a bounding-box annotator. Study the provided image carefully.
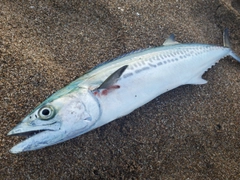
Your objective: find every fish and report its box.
[8,29,240,153]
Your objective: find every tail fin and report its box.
[223,28,240,62]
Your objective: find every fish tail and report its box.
[223,28,240,62]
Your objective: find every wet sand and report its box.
[1,0,240,179]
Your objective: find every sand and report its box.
[1,0,240,179]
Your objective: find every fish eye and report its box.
[38,105,55,120]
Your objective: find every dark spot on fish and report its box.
[164,61,167,64]
[123,73,133,78]
[135,67,150,73]
[148,63,156,68]
[157,62,163,66]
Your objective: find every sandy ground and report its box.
[1,0,240,179]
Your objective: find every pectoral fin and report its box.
[97,65,128,90]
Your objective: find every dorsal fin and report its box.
[97,65,128,90]
[163,34,180,46]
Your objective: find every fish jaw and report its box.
[9,130,64,153]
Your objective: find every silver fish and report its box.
[8,29,240,153]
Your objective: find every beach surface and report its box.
[1,0,240,179]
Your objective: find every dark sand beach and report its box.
[1,0,240,179]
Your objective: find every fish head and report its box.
[8,88,101,153]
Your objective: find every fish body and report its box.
[8,29,240,153]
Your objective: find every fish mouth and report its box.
[8,129,64,154]
[8,122,62,154]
